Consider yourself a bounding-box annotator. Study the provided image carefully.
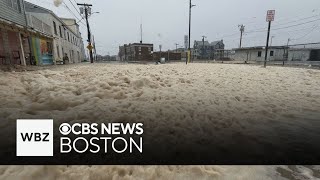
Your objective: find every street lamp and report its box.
[270,36,275,47]
[90,12,100,16]
[187,0,196,64]
[175,43,179,52]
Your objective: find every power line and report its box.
[247,18,320,33]
[218,14,320,40]
[222,23,320,46]
[62,2,86,26]
[287,42,320,47]
[247,14,320,33]
[67,0,82,18]
[291,25,319,41]
[63,17,85,26]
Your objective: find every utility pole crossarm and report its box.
[76,3,92,6]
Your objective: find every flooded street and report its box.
[0,63,319,179]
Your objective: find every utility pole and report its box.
[202,36,206,59]
[175,43,179,52]
[238,24,245,48]
[159,45,162,62]
[264,21,271,68]
[286,38,291,47]
[285,38,291,63]
[77,3,94,63]
[264,10,275,68]
[92,35,97,61]
[187,0,196,64]
[140,23,143,43]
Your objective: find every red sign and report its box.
[266,10,275,22]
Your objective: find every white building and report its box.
[25,1,85,64]
[233,46,289,62]
[233,46,320,62]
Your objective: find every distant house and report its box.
[193,40,224,60]
[119,43,153,61]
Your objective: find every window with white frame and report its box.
[6,0,21,12]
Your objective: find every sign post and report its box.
[264,10,275,68]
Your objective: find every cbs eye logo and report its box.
[59,123,71,135]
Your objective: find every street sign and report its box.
[266,10,275,22]
[87,44,93,51]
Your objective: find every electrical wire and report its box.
[67,0,82,17]
[291,25,319,41]
[62,1,86,26]
[218,13,320,40]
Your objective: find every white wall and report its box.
[288,50,310,61]
[28,12,84,64]
[234,48,287,61]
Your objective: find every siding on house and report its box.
[288,49,311,61]
[25,1,85,64]
[233,46,320,62]
[233,46,289,62]
[0,0,29,66]
[193,40,225,59]
[0,0,26,26]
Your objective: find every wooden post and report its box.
[18,33,26,66]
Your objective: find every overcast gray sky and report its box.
[26,0,320,55]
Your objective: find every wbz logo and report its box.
[16,120,53,156]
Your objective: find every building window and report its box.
[59,26,63,38]
[270,51,274,57]
[14,0,21,12]
[47,42,53,54]
[53,21,57,35]
[64,28,67,40]
[67,32,70,42]
[7,0,21,12]
[258,51,262,57]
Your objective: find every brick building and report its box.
[119,43,153,61]
[153,51,181,61]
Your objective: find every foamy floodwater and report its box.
[0,165,319,179]
[0,63,319,179]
